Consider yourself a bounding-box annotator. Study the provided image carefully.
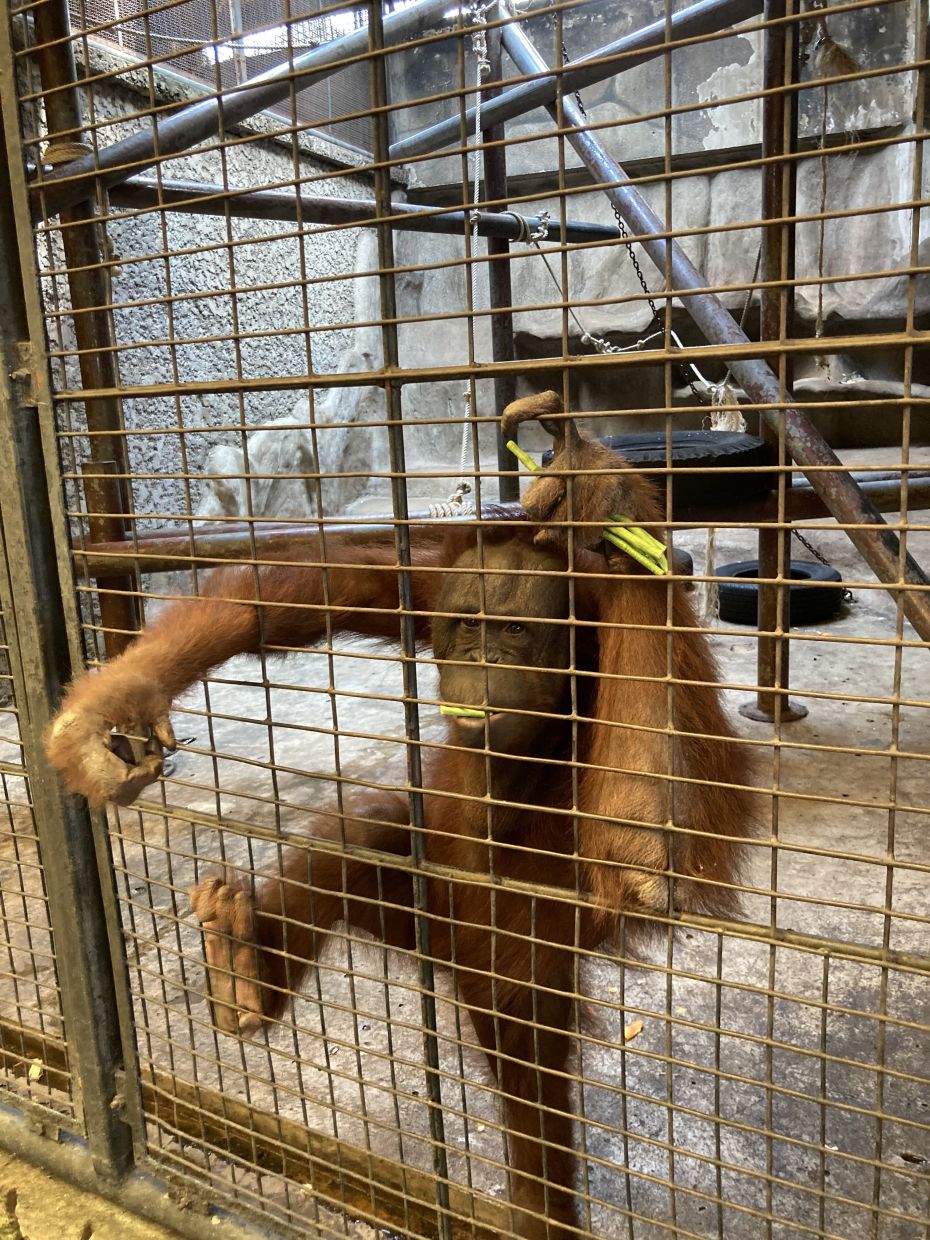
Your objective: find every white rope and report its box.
[427,398,476,518]
[698,383,747,624]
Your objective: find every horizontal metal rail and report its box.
[107,177,623,242]
[68,473,930,577]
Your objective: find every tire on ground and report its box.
[715,559,845,625]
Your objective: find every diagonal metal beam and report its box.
[390,0,763,162]
[500,20,930,644]
[31,0,455,218]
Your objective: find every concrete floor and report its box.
[1,448,928,1239]
[0,1153,178,1240]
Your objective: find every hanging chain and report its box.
[559,37,849,605]
[793,529,830,567]
[791,529,853,600]
[561,42,660,326]
[558,41,700,398]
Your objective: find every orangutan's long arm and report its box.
[46,531,447,806]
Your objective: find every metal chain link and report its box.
[792,529,853,601]
[561,42,659,325]
[560,41,699,398]
[792,528,830,568]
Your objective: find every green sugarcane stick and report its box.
[505,439,667,573]
[603,528,668,575]
[608,518,667,558]
[506,440,538,472]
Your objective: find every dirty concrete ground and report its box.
[1,448,928,1240]
[0,1153,178,1240]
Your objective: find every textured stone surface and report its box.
[42,74,375,528]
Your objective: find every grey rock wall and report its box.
[43,74,376,527]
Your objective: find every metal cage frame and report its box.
[0,0,927,1237]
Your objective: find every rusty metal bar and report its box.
[482,24,520,503]
[390,0,764,163]
[500,19,930,645]
[107,177,624,244]
[31,0,457,219]
[68,472,930,578]
[32,0,141,654]
[748,0,807,724]
[367,3,453,1232]
[0,116,135,1176]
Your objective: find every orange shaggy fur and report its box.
[46,394,753,1237]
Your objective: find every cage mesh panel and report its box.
[0,598,75,1121]
[72,0,373,151]
[11,0,930,1235]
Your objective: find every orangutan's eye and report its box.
[505,622,525,635]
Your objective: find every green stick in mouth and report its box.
[440,704,488,718]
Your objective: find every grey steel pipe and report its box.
[33,0,456,217]
[108,177,624,243]
[501,21,930,644]
[391,0,763,162]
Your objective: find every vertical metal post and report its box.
[228,0,248,86]
[31,0,141,655]
[0,115,136,1178]
[742,0,808,722]
[483,21,520,502]
[366,6,453,1235]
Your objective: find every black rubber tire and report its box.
[541,430,772,509]
[715,558,845,626]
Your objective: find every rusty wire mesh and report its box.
[0,597,76,1123]
[71,0,373,150]
[1,0,929,1236]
